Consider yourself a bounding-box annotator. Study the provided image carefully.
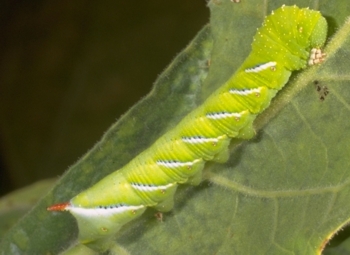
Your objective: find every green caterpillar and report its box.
[48,5,327,252]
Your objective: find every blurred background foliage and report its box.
[0,1,209,196]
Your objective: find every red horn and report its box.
[47,202,70,211]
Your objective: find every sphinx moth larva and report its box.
[48,5,327,252]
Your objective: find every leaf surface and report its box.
[1,1,350,254]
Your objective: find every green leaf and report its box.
[0,179,56,239]
[0,23,213,255]
[1,1,350,254]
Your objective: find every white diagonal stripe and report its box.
[131,182,174,192]
[181,136,219,144]
[156,160,194,168]
[68,204,145,217]
[229,88,261,96]
[206,112,242,120]
[245,61,276,73]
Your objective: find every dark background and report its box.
[0,1,209,195]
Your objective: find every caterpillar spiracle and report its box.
[48,5,327,252]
